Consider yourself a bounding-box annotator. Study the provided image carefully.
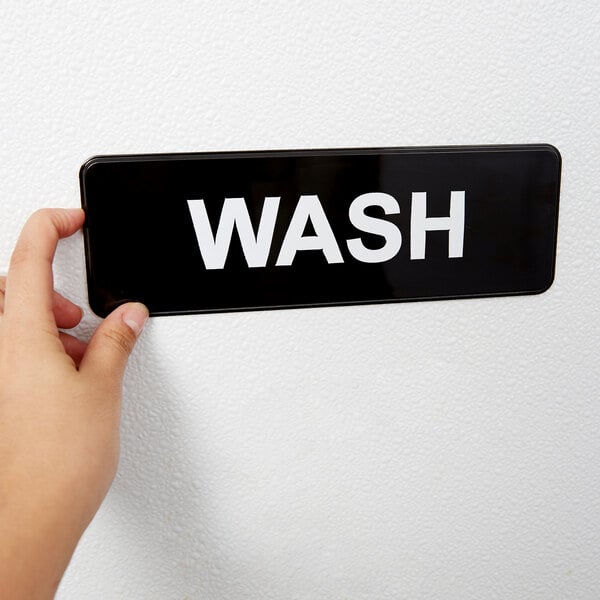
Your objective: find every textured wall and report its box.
[1,2,599,598]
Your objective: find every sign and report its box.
[80,145,561,317]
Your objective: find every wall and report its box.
[1,2,599,598]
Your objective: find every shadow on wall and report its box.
[107,336,215,597]
[105,328,270,599]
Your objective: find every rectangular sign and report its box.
[80,145,561,317]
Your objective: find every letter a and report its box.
[276,195,344,266]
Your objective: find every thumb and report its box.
[80,302,149,385]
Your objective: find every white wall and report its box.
[1,2,599,598]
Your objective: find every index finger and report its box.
[4,208,85,328]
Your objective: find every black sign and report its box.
[80,145,561,317]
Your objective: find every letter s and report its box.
[346,192,402,263]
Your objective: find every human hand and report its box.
[0,208,149,599]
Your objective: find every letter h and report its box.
[410,191,465,260]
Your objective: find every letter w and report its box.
[187,197,280,269]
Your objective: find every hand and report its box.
[0,208,149,599]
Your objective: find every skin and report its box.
[0,208,149,599]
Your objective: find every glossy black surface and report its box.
[80,145,561,317]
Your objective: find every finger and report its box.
[4,208,85,328]
[0,275,5,315]
[79,302,148,388]
[58,331,88,369]
[0,275,83,328]
[52,290,83,329]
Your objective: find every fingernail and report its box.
[122,303,149,337]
